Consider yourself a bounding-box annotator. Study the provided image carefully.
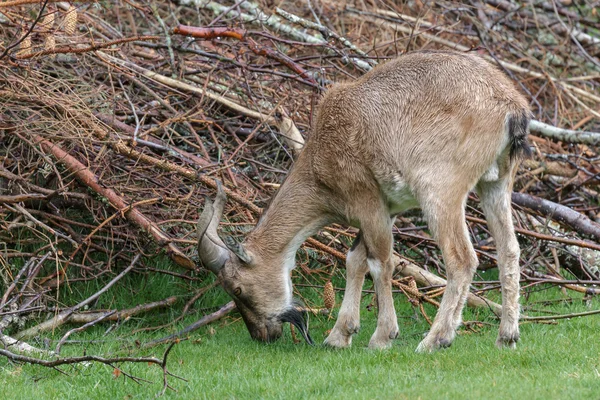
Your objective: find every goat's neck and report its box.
[245,161,327,272]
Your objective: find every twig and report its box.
[522,309,600,322]
[55,311,116,354]
[8,204,77,246]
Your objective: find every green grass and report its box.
[2,269,600,399]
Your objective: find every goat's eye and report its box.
[233,287,242,296]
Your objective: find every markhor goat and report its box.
[197,50,531,351]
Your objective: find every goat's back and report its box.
[308,50,530,204]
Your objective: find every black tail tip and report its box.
[507,111,532,160]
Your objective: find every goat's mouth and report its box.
[280,307,314,345]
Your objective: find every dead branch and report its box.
[173,25,317,86]
[0,334,53,356]
[144,301,236,348]
[522,309,600,322]
[0,342,181,395]
[15,35,160,60]
[394,255,503,315]
[512,193,600,241]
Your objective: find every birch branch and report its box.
[529,120,600,145]
[1,334,53,356]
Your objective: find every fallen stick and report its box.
[521,309,600,322]
[68,296,178,324]
[0,343,181,395]
[143,301,236,348]
[0,334,53,356]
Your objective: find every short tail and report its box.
[507,110,532,160]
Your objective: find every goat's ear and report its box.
[224,236,253,264]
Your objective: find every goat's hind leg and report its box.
[477,175,521,349]
[324,232,368,348]
[416,195,479,352]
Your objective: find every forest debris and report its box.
[34,136,195,269]
[15,254,140,339]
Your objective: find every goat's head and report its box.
[197,184,313,345]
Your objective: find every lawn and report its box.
[2,270,599,400]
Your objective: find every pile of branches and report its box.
[1,0,600,386]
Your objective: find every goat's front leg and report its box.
[361,217,398,349]
[367,256,398,349]
[324,232,368,348]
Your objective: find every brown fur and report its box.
[198,50,531,350]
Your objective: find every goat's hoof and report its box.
[368,337,393,350]
[345,321,360,335]
[496,332,519,350]
[416,335,453,353]
[368,328,397,349]
[324,331,352,348]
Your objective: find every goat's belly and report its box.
[381,175,420,215]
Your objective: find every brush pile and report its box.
[1,0,600,358]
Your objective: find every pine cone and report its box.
[18,35,31,57]
[64,6,77,35]
[42,10,55,30]
[408,277,418,291]
[323,281,335,310]
[44,34,55,53]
